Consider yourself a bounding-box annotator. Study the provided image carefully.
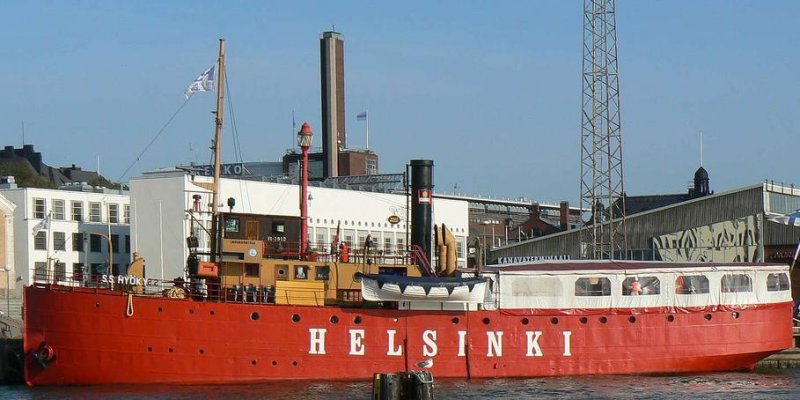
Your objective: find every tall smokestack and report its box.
[410,160,434,266]
[320,30,346,178]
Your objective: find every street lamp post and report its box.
[297,122,314,259]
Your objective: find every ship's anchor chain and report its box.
[32,341,56,368]
[126,293,135,317]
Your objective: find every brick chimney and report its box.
[559,201,569,230]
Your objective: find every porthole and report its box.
[731,312,740,319]
[189,309,195,315]
[599,316,608,324]
[451,317,460,324]
[158,307,163,312]
[579,317,588,324]
[251,360,257,365]
[330,315,339,324]
[147,346,152,352]
[628,316,636,323]
[272,360,277,366]
[704,314,712,321]
[199,349,205,354]
[95,302,100,308]
[550,317,559,325]
[168,348,174,353]
[210,310,215,316]
[251,312,260,321]
[292,314,301,323]
[521,318,529,325]
[354,316,362,324]
[667,315,675,322]
[482,317,491,325]
[292,361,298,366]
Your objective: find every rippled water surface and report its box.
[2,370,799,399]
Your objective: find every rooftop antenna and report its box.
[21,121,25,146]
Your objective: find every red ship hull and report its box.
[23,285,793,386]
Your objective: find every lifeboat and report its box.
[356,273,488,303]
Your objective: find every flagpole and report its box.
[366,109,370,150]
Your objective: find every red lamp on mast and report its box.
[297,122,313,259]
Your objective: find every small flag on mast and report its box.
[356,111,367,121]
[32,214,51,235]
[184,65,216,99]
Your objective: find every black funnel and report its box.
[410,160,434,266]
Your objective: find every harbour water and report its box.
[2,370,799,399]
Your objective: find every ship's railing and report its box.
[30,268,337,307]
[262,239,425,269]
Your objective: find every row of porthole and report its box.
[273,312,742,325]
[143,346,298,367]
[120,306,742,325]
[152,306,216,316]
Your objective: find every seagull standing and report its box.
[415,358,433,370]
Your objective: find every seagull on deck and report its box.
[415,358,433,370]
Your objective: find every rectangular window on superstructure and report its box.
[767,272,790,291]
[574,277,611,296]
[315,266,330,280]
[271,221,285,234]
[721,274,752,293]
[72,233,84,252]
[53,232,66,251]
[34,232,47,250]
[396,238,405,253]
[294,265,308,280]
[53,199,65,220]
[72,201,83,221]
[244,263,259,277]
[675,275,710,294]
[109,204,119,223]
[89,202,101,222]
[622,276,660,296]
[225,218,240,233]
[33,198,46,219]
[124,204,130,224]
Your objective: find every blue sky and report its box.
[2,1,798,205]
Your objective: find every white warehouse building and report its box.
[130,170,470,280]
[0,181,131,294]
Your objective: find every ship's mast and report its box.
[210,38,226,262]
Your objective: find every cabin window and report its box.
[721,274,752,293]
[675,275,710,294]
[575,277,611,296]
[622,276,660,296]
[513,276,562,297]
[295,265,309,280]
[315,266,330,280]
[272,222,285,234]
[275,265,288,281]
[767,273,790,291]
[244,263,259,277]
[225,218,240,233]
